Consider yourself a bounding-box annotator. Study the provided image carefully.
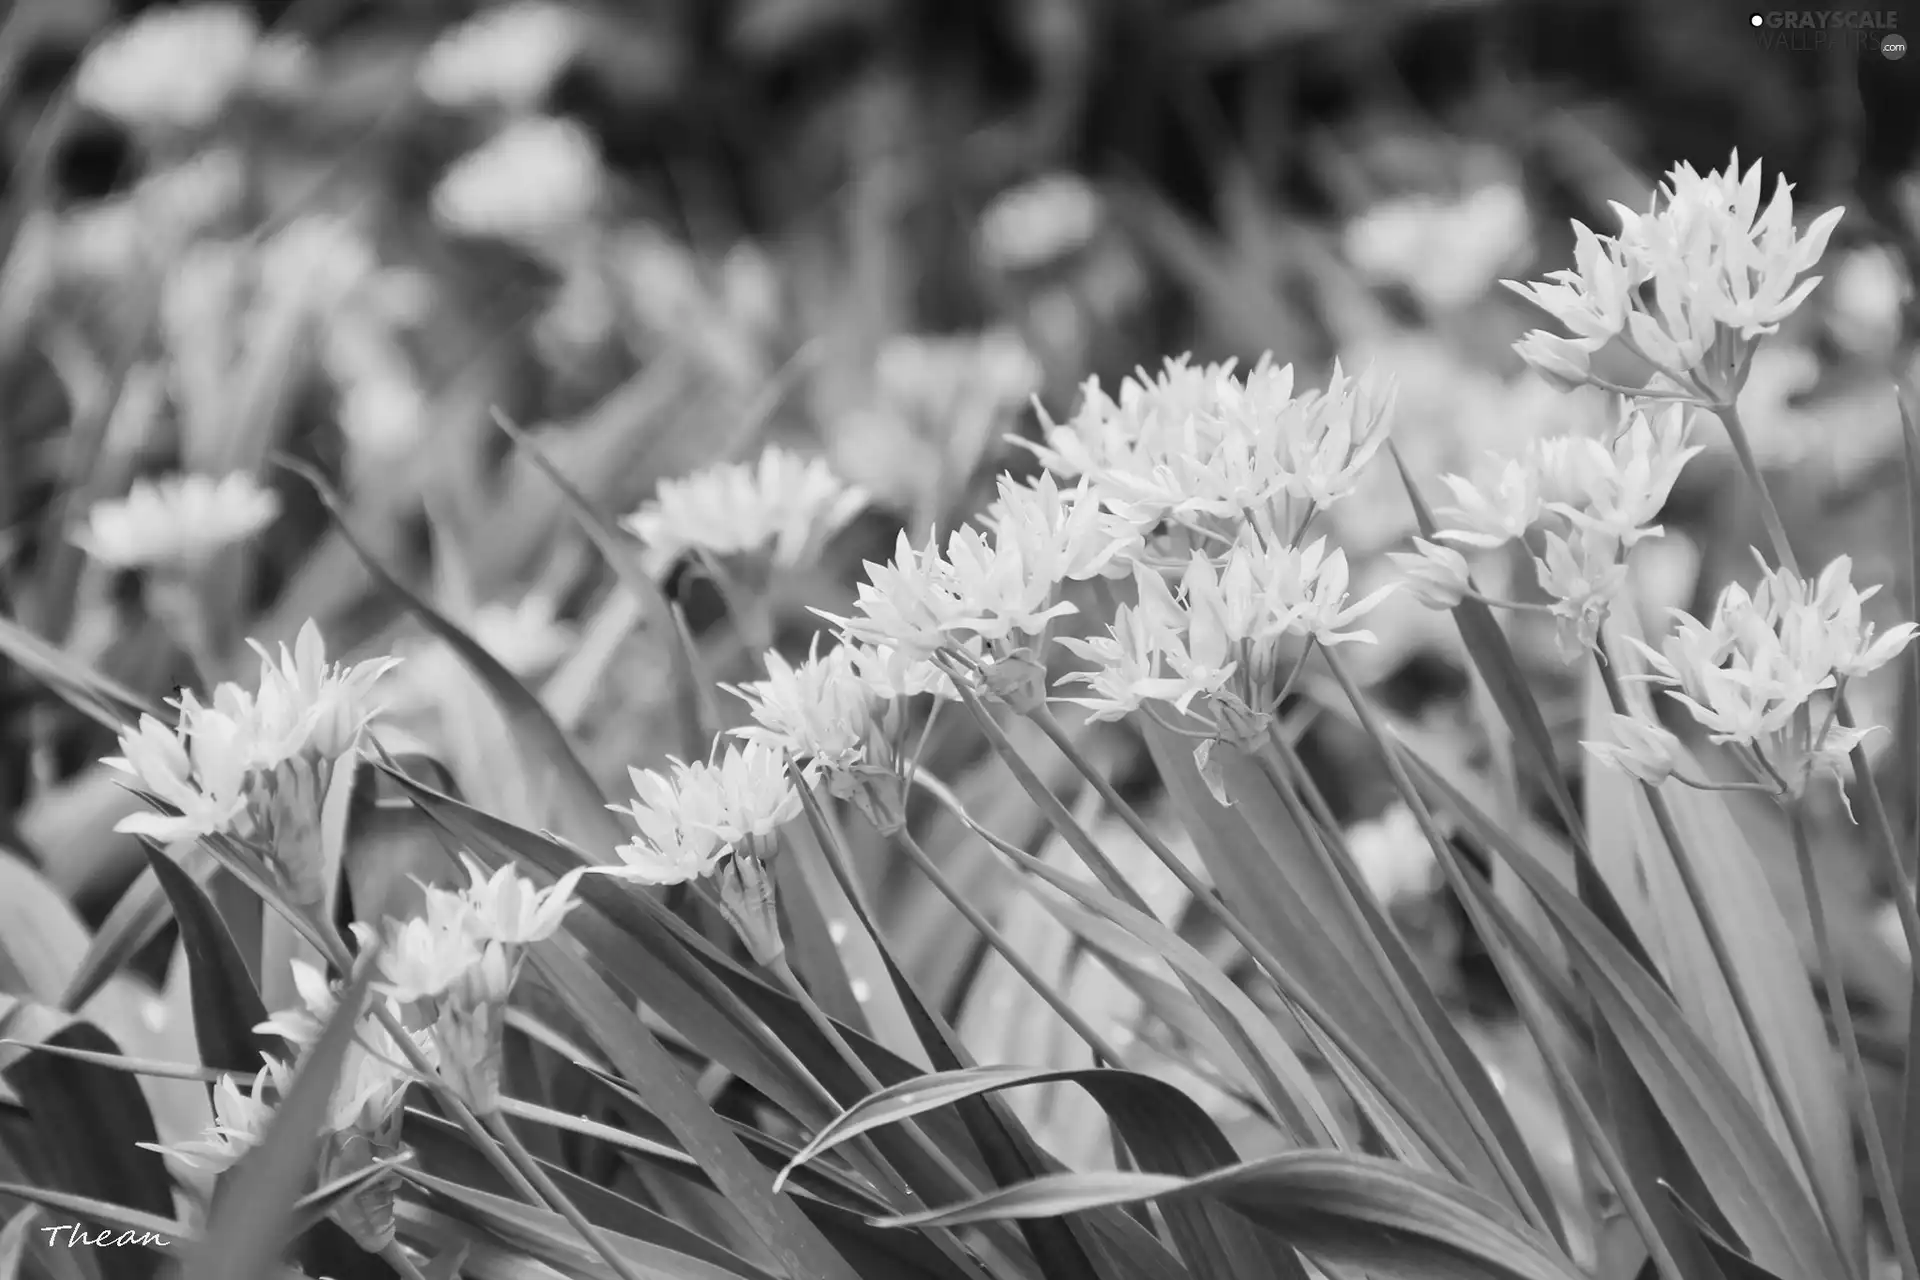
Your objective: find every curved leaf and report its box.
[1413,761,1849,1280]
[521,930,866,1280]
[777,1064,1291,1280]
[871,1150,1582,1280]
[278,457,621,853]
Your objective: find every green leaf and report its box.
[183,949,380,1280]
[522,930,867,1280]
[140,843,276,1076]
[0,1204,35,1280]
[0,1003,172,1280]
[58,866,175,1014]
[1414,764,1848,1280]
[777,1064,1297,1280]
[278,457,623,853]
[871,1150,1582,1280]
[0,615,157,734]
[1137,723,1501,1175]
[1894,384,1920,1246]
[1587,621,1857,1251]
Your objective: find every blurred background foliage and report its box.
[2,0,1920,1196]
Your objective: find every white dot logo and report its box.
[1750,11,1764,25]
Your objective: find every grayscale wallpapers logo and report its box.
[1747,10,1906,55]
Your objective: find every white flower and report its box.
[432,116,603,245]
[1505,152,1843,402]
[249,619,401,761]
[140,1063,281,1172]
[621,445,869,578]
[74,472,279,571]
[1347,805,1442,905]
[1435,458,1539,549]
[1582,713,1682,786]
[105,701,252,841]
[978,173,1103,272]
[605,764,727,886]
[76,5,261,130]
[451,854,583,946]
[1265,538,1395,647]
[1388,538,1471,609]
[725,640,878,779]
[418,1,582,111]
[607,741,800,883]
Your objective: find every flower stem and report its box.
[892,819,1125,1067]
[933,704,1485,1186]
[1271,657,1559,1244]
[1595,650,1855,1264]
[482,1109,652,1280]
[1793,804,1918,1280]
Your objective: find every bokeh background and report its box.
[3,0,1920,1200]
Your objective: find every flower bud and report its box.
[1514,330,1595,394]
[1387,538,1471,610]
[1581,713,1681,786]
[716,855,783,966]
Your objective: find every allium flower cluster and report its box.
[1024,356,1392,549]
[1401,402,1701,654]
[417,1,582,112]
[146,964,432,1252]
[75,4,308,131]
[1506,152,1843,405]
[1058,534,1391,733]
[1593,556,1919,806]
[432,116,604,247]
[355,858,580,1116]
[74,472,279,573]
[621,445,870,579]
[605,739,800,962]
[821,471,1143,706]
[105,621,398,905]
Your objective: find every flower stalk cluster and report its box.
[106,621,397,908]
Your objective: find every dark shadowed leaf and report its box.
[140,843,276,1076]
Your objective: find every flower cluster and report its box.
[1024,356,1392,554]
[1393,402,1701,655]
[417,1,583,112]
[146,962,433,1252]
[75,4,310,131]
[1058,536,1388,738]
[1507,152,1843,406]
[105,621,398,905]
[1588,556,1918,807]
[432,115,605,247]
[605,741,801,961]
[75,471,280,573]
[821,470,1142,707]
[621,444,871,580]
[355,857,581,1115]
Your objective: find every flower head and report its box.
[1505,152,1843,403]
[418,1,582,111]
[433,116,604,245]
[1582,713,1682,786]
[75,472,279,571]
[622,445,869,578]
[725,639,879,781]
[76,5,264,130]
